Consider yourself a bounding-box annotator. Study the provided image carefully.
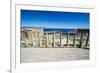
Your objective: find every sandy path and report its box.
[20,48,89,63]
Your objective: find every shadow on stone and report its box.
[82,47,89,50]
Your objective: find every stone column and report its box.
[66,33,68,47]
[85,32,89,47]
[59,33,62,47]
[73,33,76,47]
[79,32,83,48]
[52,33,55,47]
[45,32,48,47]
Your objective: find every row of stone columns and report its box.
[26,31,89,48]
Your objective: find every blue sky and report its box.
[21,10,90,29]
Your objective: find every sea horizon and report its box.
[21,26,89,29]
[21,26,89,33]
